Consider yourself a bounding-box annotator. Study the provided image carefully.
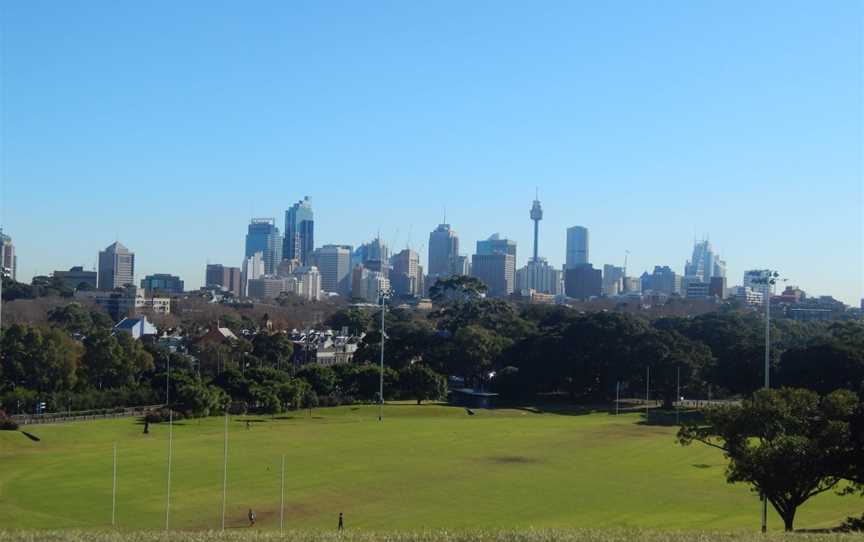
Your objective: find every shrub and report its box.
[0,410,18,431]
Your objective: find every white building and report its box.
[730,285,764,305]
[241,251,265,297]
[515,258,562,295]
[294,265,322,301]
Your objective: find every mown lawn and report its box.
[0,404,859,532]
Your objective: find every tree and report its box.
[636,327,713,409]
[453,325,507,387]
[399,364,447,404]
[252,332,294,370]
[296,364,337,396]
[0,324,83,393]
[428,275,486,304]
[678,388,859,531]
[47,303,94,335]
[779,341,864,395]
[325,308,372,335]
[81,330,134,389]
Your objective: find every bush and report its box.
[0,410,18,431]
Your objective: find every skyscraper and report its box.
[684,239,726,282]
[284,197,314,266]
[241,251,265,297]
[245,218,282,275]
[98,241,135,290]
[391,248,421,297]
[602,264,625,296]
[471,253,515,298]
[205,264,242,297]
[476,234,517,294]
[311,245,352,296]
[516,258,562,295]
[0,229,16,280]
[564,264,602,299]
[428,223,459,278]
[355,238,389,275]
[565,226,589,268]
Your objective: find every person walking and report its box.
[338,512,344,531]
[248,508,256,527]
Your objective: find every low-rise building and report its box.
[75,285,171,320]
[113,316,158,339]
[53,266,98,290]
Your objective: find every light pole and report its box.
[752,269,780,533]
[378,287,392,422]
[165,353,173,531]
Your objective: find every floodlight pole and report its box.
[645,366,650,414]
[221,411,228,531]
[112,442,117,527]
[615,381,620,416]
[280,454,286,534]
[165,354,173,531]
[378,289,390,422]
[676,366,680,425]
[758,270,779,533]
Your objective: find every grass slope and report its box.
[0,404,859,531]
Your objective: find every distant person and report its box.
[248,508,256,526]
[338,512,344,531]
[143,420,149,434]
[246,420,251,430]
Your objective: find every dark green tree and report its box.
[399,364,447,404]
[678,388,859,531]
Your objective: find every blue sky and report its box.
[1,1,861,304]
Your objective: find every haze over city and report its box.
[1,1,861,303]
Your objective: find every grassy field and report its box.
[0,404,859,532]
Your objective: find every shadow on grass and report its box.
[20,431,40,442]
[636,409,705,426]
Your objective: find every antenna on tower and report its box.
[406,224,413,249]
[443,206,447,225]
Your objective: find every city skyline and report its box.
[1,1,861,304]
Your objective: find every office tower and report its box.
[276,258,300,278]
[0,229,16,280]
[53,266,98,290]
[294,265,322,301]
[565,226,589,268]
[284,197,314,265]
[205,264,242,297]
[602,264,625,296]
[241,252,265,297]
[471,253,515,298]
[709,276,727,299]
[516,258,562,295]
[98,241,135,290]
[354,238,389,276]
[245,218,282,275]
[685,281,710,299]
[743,269,773,298]
[650,265,682,295]
[684,239,727,283]
[140,273,185,295]
[428,223,459,278]
[639,271,652,292]
[564,264,602,299]
[476,234,516,287]
[311,245,352,296]
[391,248,421,297]
[450,255,471,276]
[530,194,543,262]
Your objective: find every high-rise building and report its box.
[0,229,16,280]
[476,234,516,287]
[602,265,625,296]
[284,197,314,266]
[355,238,390,276]
[428,224,459,279]
[709,276,727,299]
[649,266,682,295]
[205,264,242,297]
[98,241,135,290]
[294,266,322,301]
[471,253,515,298]
[391,248,421,297]
[241,252,265,297]
[564,264,602,299]
[311,245,352,296]
[623,276,642,293]
[140,274,185,294]
[565,226,589,269]
[685,239,726,282]
[245,218,282,275]
[516,258,562,295]
[53,266,98,290]
[743,269,773,298]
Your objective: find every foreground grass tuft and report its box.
[0,530,861,542]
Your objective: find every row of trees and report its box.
[328,276,863,405]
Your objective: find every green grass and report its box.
[0,404,859,532]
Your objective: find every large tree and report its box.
[779,341,864,395]
[399,364,447,404]
[678,388,859,531]
[0,324,83,392]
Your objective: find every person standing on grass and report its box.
[338,512,344,531]
[248,508,256,526]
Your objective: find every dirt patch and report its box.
[487,455,540,464]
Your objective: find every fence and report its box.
[11,404,163,426]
